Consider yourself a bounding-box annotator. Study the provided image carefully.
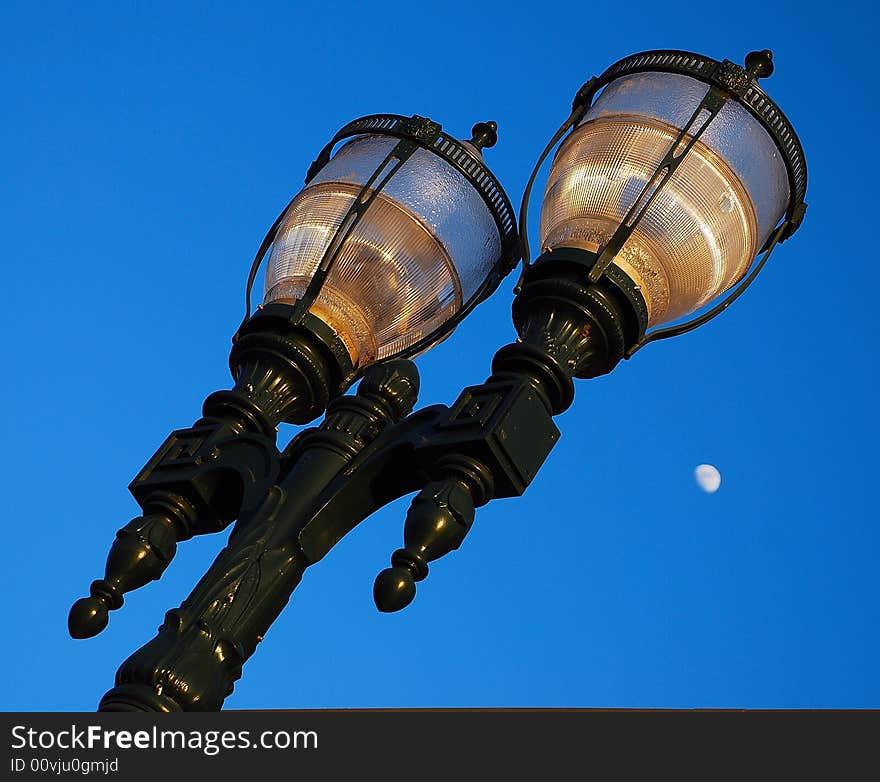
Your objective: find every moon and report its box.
[694,464,721,494]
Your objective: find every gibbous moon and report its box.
[694,464,721,494]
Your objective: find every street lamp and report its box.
[69,114,517,637]
[70,48,807,712]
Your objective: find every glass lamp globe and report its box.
[263,117,517,369]
[539,51,805,328]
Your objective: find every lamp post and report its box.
[70,48,807,712]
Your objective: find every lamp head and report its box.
[256,114,518,377]
[527,49,807,357]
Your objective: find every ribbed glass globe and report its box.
[540,71,790,326]
[264,135,501,368]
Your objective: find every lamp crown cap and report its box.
[745,49,774,79]
[469,121,498,151]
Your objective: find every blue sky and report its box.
[1,0,876,710]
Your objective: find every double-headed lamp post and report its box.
[70,48,807,712]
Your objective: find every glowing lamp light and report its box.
[524,49,807,348]
[258,115,518,370]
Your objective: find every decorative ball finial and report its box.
[469,121,498,151]
[745,49,774,79]
[68,595,111,639]
[373,566,417,612]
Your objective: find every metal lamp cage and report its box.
[518,49,809,356]
[237,113,520,379]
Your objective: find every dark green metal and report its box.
[90,243,640,710]
[99,360,421,711]
[68,306,352,640]
[73,48,808,712]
